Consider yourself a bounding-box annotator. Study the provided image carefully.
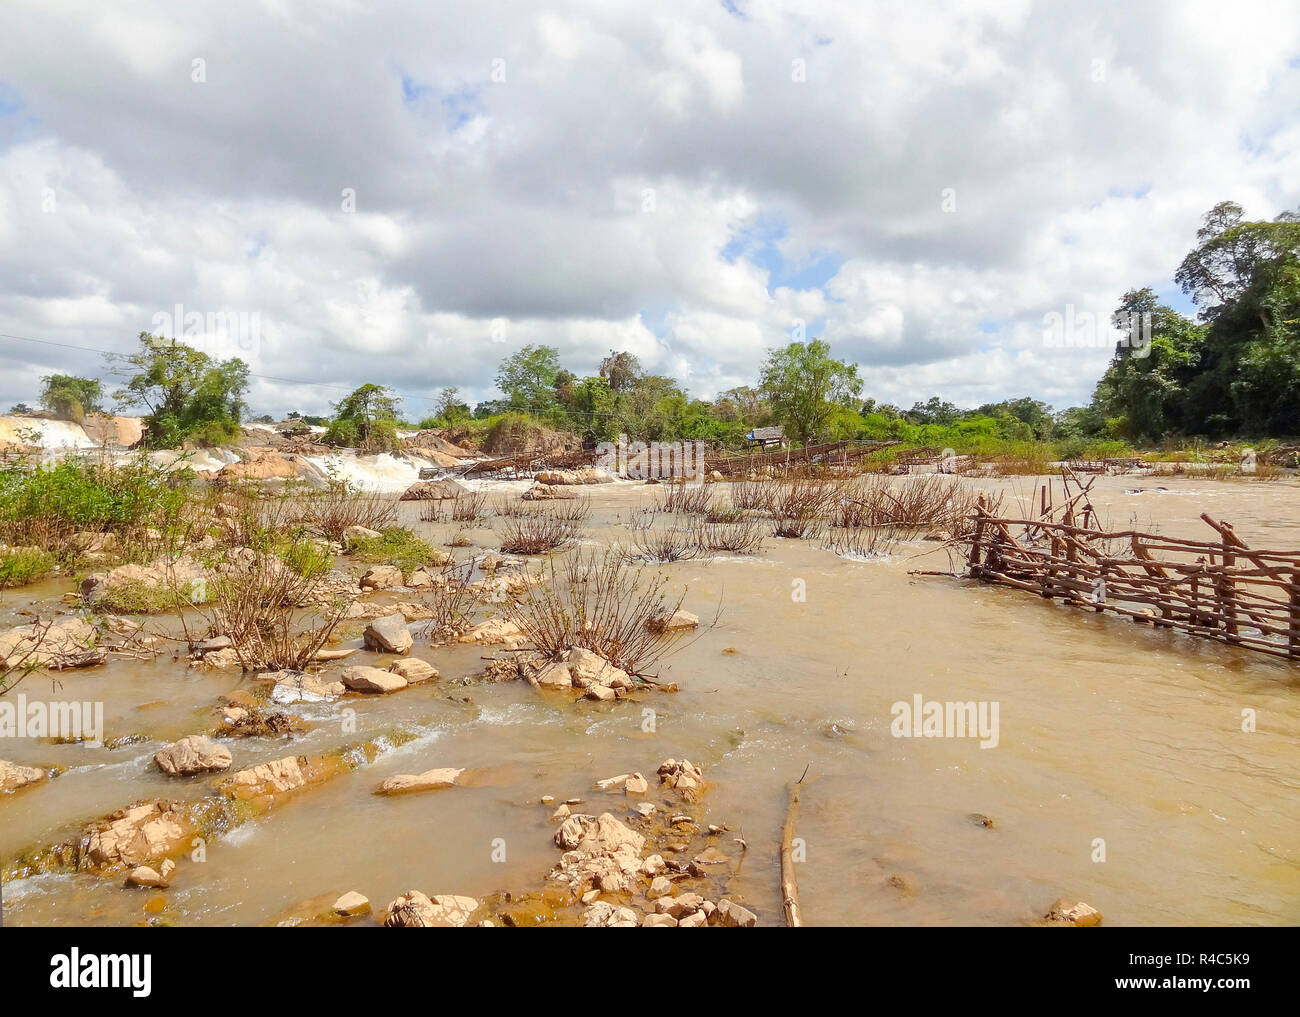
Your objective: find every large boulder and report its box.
[363,614,412,654]
[154,735,233,776]
[79,801,198,874]
[389,658,438,683]
[381,890,480,927]
[534,468,613,486]
[399,479,467,501]
[341,666,408,694]
[360,564,403,590]
[0,759,48,794]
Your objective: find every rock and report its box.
[521,482,577,501]
[395,602,435,622]
[584,684,616,701]
[655,892,705,919]
[564,647,631,687]
[0,759,48,794]
[551,804,571,821]
[678,910,707,927]
[624,772,648,794]
[713,898,757,927]
[376,767,464,795]
[80,802,197,873]
[1044,898,1102,927]
[360,565,403,590]
[153,735,233,776]
[398,479,467,501]
[389,658,438,683]
[270,671,346,703]
[214,754,344,804]
[695,847,729,865]
[0,616,98,668]
[582,901,637,927]
[643,913,677,927]
[342,525,383,543]
[641,853,666,875]
[646,609,699,633]
[126,865,169,889]
[341,665,409,694]
[457,617,524,648]
[192,636,232,654]
[534,468,613,486]
[333,891,371,917]
[647,875,673,899]
[635,803,657,819]
[189,646,239,670]
[381,890,479,927]
[534,662,575,688]
[656,758,706,802]
[406,568,435,590]
[968,812,995,828]
[363,614,412,655]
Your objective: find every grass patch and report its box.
[0,547,57,588]
[347,527,446,573]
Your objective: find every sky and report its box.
[0,0,1297,420]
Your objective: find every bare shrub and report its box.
[548,494,592,523]
[822,526,897,560]
[451,490,489,522]
[415,557,478,641]
[730,479,774,512]
[498,512,580,555]
[491,494,531,518]
[628,524,704,563]
[656,483,711,515]
[692,519,766,554]
[506,548,696,676]
[187,551,346,672]
[297,484,397,542]
[770,478,836,539]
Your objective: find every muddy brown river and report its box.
[2,474,1298,926]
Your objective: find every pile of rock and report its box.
[657,758,706,802]
[533,646,635,700]
[533,468,613,486]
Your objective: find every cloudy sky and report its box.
[1,0,1297,420]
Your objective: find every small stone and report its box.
[376,767,464,795]
[714,898,757,927]
[1044,898,1102,927]
[363,614,413,655]
[642,913,677,927]
[333,891,371,917]
[153,735,233,776]
[647,876,673,900]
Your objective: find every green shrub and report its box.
[0,547,57,588]
[346,527,445,574]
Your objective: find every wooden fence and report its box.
[959,469,1300,661]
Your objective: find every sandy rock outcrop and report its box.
[533,468,613,486]
[399,478,468,501]
[154,735,233,776]
[375,767,464,795]
[0,616,98,668]
[340,665,408,694]
[0,759,48,794]
[363,614,412,654]
[79,801,198,874]
[381,890,480,927]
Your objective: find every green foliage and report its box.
[346,527,445,574]
[325,383,401,452]
[496,344,561,415]
[0,456,188,536]
[40,375,103,423]
[0,547,57,588]
[110,333,249,449]
[277,537,334,579]
[759,339,863,444]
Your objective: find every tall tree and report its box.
[110,333,249,448]
[496,344,560,412]
[758,339,863,444]
[40,375,103,423]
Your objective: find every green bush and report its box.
[346,527,445,574]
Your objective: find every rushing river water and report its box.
[2,474,1298,926]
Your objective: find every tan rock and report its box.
[376,767,464,795]
[714,898,758,927]
[363,614,412,655]
[153,735,233,776]
[341,665,408,694]
[360,564,403,590]
[389,658,438,683]
[646,609,699,633]
[1044,898,1102,927]
[80,802,197,873]
[0,759,48,794]
[457,617,524,647]
[642,913,677,927]
[381,890,479,927]
[333,891,371,917]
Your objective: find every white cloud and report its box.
[0,0,1297,416]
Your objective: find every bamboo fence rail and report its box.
[956,468,1300,661]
